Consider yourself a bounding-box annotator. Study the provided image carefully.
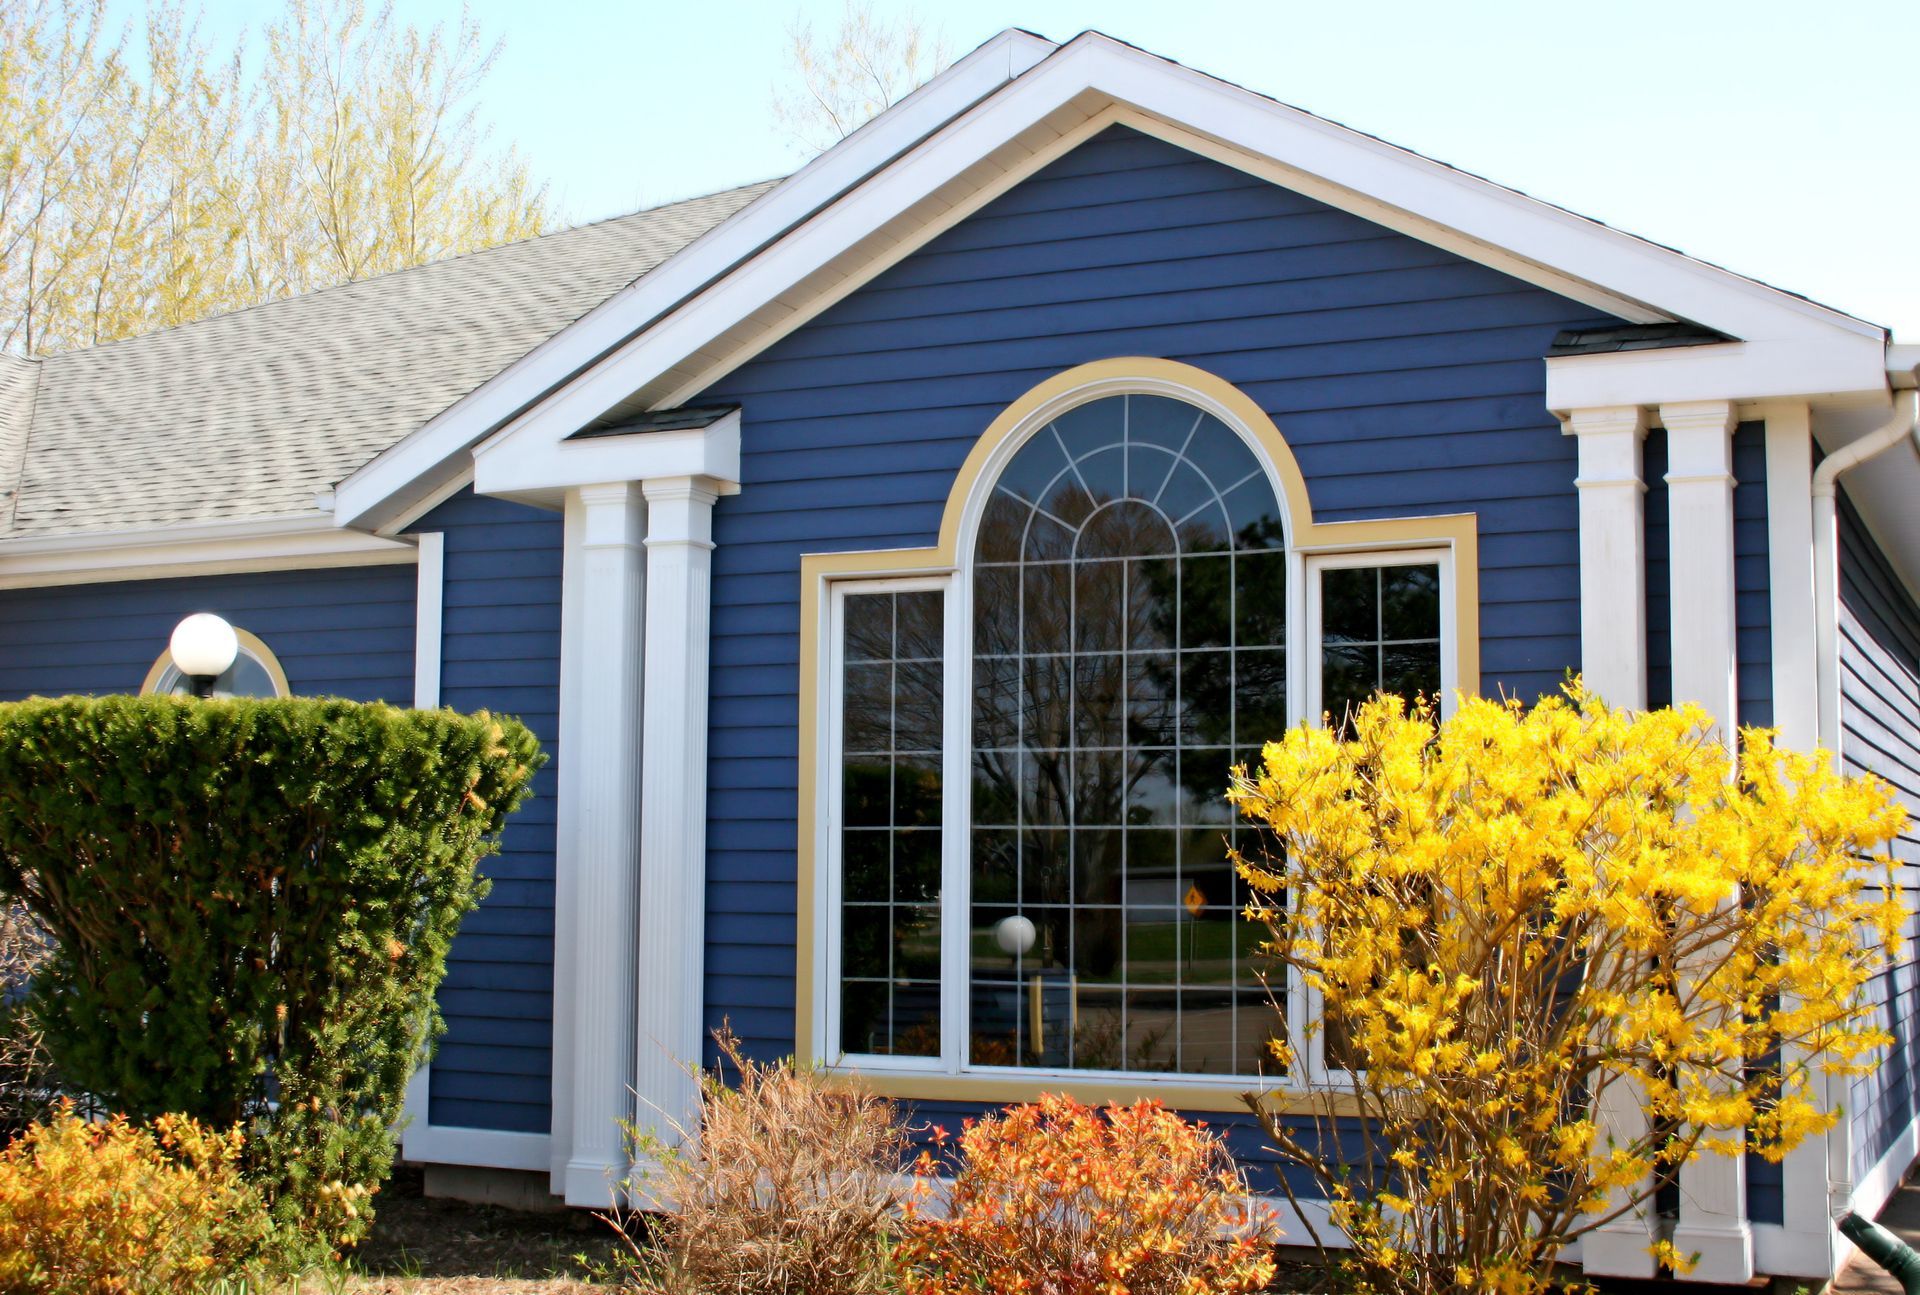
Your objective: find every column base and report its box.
[563,1155,625,1208]
[1581,1217,1660,1278]
[1671,1219,1754,1284]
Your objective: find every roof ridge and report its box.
[40,177,788,366]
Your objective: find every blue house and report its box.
[2,30,1916,1283]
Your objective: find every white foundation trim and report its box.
[1566,406,1650,710]
[560,481,648,1207]
[401,1122,552,1174]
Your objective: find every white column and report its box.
[561,481,647,1206]
[1565,408,1660,1277]
[548,497,588,1190]
[633,476,720,1155]
[1762,402,1840,1275]
[1661,399,1752,1284]
[1567,406,1651,709]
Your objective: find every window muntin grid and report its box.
[839,589,945,1057]
[968,393,1287,1078]
[1318,563,1443,730]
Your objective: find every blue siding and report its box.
[416,489,563,1135]
[1838,494,1920,1188]
[694,125,1622,1184]
[0,564,414,702]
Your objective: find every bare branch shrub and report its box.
[603,1027,907,1295]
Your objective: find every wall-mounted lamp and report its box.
[168,613,239,699]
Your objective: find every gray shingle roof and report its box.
[0,181,777,539]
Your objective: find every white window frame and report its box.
[822,573,966,1075]
[1297,545,1456,1087]
[813,427,1461,1095]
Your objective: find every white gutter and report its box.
[1812,388,1920,753]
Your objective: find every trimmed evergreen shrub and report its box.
[0,695,542,1261]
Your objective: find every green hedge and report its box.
[0,695,542,1259]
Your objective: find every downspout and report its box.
[1812,389,1920,753]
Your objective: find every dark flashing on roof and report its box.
[1547,323,1735,358]
[566,405,740,441]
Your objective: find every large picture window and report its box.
[816,373,1462,1092]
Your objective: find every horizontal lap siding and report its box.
[0,565,414,702]
[695,126,1620,1177]
[417,489,563,1135]
[1838,495,1920,1189]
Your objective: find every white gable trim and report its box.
[336,30,1888,531]
[330,28,1055,532]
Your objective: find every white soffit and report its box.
[341,29,1890,526]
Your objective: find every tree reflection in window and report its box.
[840,590,944,1057]
[970,394,1287,1077]
[1319,563,1442,733]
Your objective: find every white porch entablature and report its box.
[472,406,742,511]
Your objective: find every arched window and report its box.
[812,360,1463,1094]
[966,394,1286,1075]
[141,628,290,699]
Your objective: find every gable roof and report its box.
[349,29,1895,531]
[0,181,774,540]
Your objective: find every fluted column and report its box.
[1661,399,1752,1284]
[561,481,646,1206]
[1565,406,1659,1276]
[633,475,720,1162]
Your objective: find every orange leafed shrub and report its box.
[0,1103,268,1294]
[898,1095,1277,1295]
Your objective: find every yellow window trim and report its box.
[140,627,292,698]
[795,356,1480,1096]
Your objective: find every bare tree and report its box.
[771,2,949,156]
[0,0,551,357]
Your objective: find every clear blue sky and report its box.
[169,0,1920,333]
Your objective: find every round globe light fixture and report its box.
[169,613,239,697]
[992,914,1037,957]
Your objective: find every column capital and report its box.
[1662,401,1738,485]
[640,475,722,549]
[1564,405,1649,440]
[572,481,647,550]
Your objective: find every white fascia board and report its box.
[330,29,1055,531]
[1546,336,1893,415]
[474,35,1891,476]
[471,410,741,502]
[0,512,415,590]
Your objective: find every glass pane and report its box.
[1320,645,1377,729]
[1321,567,1377,644]
[845,593,893,661]
[1380,564,1440,642]
[1235,551,1287,647]
[1180,554,1231,647]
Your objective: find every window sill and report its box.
[819,1064,1364,1116]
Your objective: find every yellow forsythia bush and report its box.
[0,1103,269,1294]
[1231,686,1906,1295]
[897,1095,1276,1295]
